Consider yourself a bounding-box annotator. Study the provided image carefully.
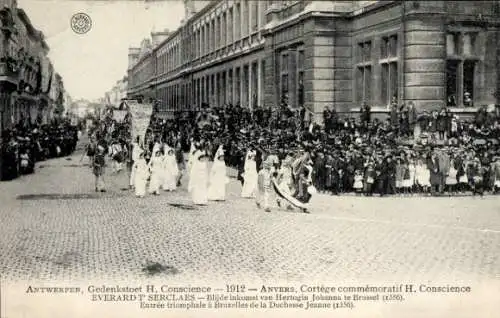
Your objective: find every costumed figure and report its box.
[129,139,143,189]
[189,145,209,205]
[93,144,107,192]
[162,145,179,191]
[133,152,149,198]
[297,159,315,204]
[148,149,164,195]
[186,141,197,192]
[276,156,294,210]
[175,138,185,187]
[291,151,310,198]
[109,140,124,173]
[208,145,229,201]
[445,158,458,193]
[241,149,258,198]
[256,158,273,212]
[416,158,431,192]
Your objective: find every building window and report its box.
[357,41,371,63]
[211,20,216,52]
[356,66,372,105]
[281,53,289,72]
[227,8,233,45]
[446,32,479,107]
[222,13,227,47]
[260,60,266,106]
[356,41,372,105]
[462,32,477,56]
[235,67,241,104]
[446,32,460,56]
[228,69,233,103]
[380,35,398,106]
[235,3,241,40]
[280,53,289,103]
[446,60,459,107]
[463,60,475,106]
[381,35,398,59]
[242,0,249,37]
[297,50,305,107]
[251,1,258,32]
[217,16,222,48]
[381,62,398,106]
[281,74,289,100]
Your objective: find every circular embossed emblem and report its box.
[70,12,92,34]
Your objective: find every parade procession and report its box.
[82,97,500,215]
[84,100,318,213]
[2,1,500,313]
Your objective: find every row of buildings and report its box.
[127,0,500,122]
[0,0,68,134]
[103,76,128,108]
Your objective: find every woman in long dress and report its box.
[134,152,149,198]
[162,145,178,191]
[129,139,143,189]
[148,149,164,195]
[241,149,258,198]
[208,145,228,201]
[186,140,197,192]
[189,145,209,205]
[276,157,294,209]
[416,158,431,194]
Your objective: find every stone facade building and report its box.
[127,0,500,122]
[104,76,128,107]
[0,0,65,133]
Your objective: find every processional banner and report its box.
[126,100,153,145]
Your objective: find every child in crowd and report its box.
[363,162,375,196]
[353,170,363,195]
[416,158,431,194]
[445,158,458,195]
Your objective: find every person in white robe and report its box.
[129,139,143,189]
[134,152,149,198]
[208,145,229,201]
[148,149,164,195]
[186,140,197,192]
[162,145,178,191]
[276,157,294,210]
[241,149,258,198]
[189,146,209,205]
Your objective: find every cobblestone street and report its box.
[0,145,499,285]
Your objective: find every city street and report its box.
[0,140,499,285]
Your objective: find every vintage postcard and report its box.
[0,0,499,317]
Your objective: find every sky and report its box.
[17,0,186,101]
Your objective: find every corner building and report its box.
[127,1,500,122]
